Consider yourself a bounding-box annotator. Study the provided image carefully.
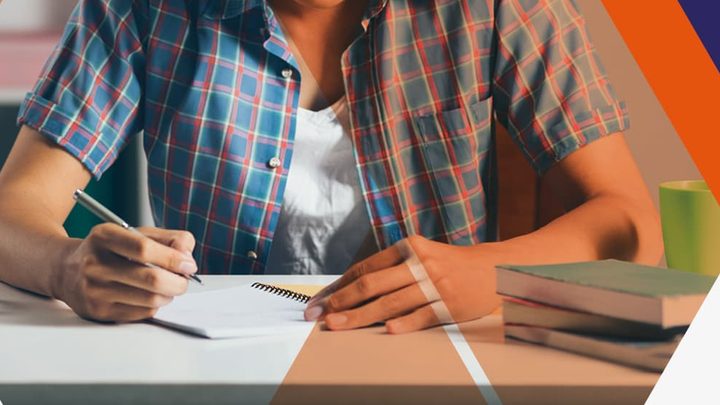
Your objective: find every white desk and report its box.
[0,275,336,405]
[1,275,661,405]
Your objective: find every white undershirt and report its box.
[265,99,377,275]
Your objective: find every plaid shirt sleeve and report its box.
[492,0,629,174]
[17,0,147,179]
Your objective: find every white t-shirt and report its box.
[265,99,377,275]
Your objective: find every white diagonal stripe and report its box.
[444,323,502,405]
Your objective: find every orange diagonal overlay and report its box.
[271,323,486,403]
[602,0,720,199]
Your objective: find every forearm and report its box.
[0,197,78,298]
[0,127,93,297]
[477,193,663,267]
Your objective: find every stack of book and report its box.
[497,260,716,372]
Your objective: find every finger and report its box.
[309,243,405,303]
[90,223,197,276]
[324,283,431,331]
[322,263,416,313]
[94,255,189,297]
[87,280,173,309]
[136,227,196,254]
[385,304,441,334]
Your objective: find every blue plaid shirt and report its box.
[18,0,628,274]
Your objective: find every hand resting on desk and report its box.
[304,235,501,334]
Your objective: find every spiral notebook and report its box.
[153,283,315,339]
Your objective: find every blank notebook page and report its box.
[153,284,313,339]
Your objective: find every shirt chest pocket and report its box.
[411,97,494,239]
[413,97,493,167]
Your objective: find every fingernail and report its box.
[325,313,347,326]
[304,305,324,321]
[179,260,197,274]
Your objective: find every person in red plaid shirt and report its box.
[0,0,662,332]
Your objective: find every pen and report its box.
[73,189,203,285]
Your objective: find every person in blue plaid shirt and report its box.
[0,0,662,332]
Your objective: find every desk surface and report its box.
[1,275,661,405]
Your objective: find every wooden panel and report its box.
[537,175,568,229]
[496,124,567,238]
[495,125,540,240]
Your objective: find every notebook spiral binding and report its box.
[251,282,312,304]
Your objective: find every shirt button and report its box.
[267,157,281,169]
[247,250,258,260]
[281,68,293,79]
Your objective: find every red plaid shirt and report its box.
[18,0,628,274]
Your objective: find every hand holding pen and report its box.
[54,190,201,323]
[74,189,202,285]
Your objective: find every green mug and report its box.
[659,180,720,275]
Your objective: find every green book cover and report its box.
[498,260,716,298]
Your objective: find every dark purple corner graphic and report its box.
[677,0,720,71]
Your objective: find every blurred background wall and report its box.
[0,0,76,32]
